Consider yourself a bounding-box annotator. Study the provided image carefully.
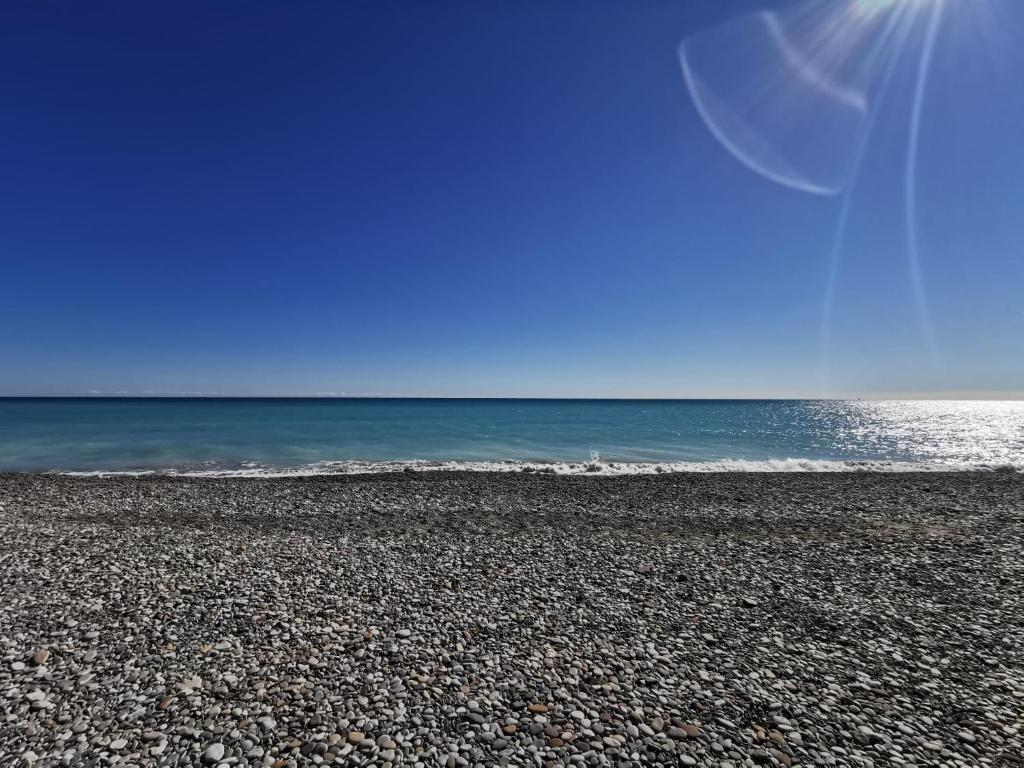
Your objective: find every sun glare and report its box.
[856,0,941,13]
[680,0,956,388]
[853,0,931,17]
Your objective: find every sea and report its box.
[0,398,1021,475]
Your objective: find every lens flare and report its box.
[905,0,945,366]
[679,24,855,193]
[680,0,952,390]
[678,2,902,195]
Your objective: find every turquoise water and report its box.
[0,398,1022,474]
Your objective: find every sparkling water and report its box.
[0,398,1021,474]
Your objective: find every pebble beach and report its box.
[1,471,1022,767]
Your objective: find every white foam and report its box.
[62,457,1023,478]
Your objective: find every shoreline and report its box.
[2,472,1022,766]
[12,456,1024,477]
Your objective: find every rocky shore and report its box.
[1,471,1022,767]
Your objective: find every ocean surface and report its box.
[0,398,1022,475]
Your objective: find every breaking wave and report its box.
[63,457,1023,478]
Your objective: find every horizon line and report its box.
[2,394,1023,402]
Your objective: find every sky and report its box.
[1,0,1022,398]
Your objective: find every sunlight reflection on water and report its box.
[816,400,1024,465]
[0,399,1021,473]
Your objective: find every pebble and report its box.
[0,472,1020,768]
[203,743,225,763]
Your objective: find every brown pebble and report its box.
[32,650,49,665]
[681,723,701,738]
[527,703,549,714]
[502,724,518,735]
[549,737,564,748]
[348,732,365,743]
[158,696,173,710]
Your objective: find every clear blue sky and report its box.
[2,0,1022,398]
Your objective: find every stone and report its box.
[178,676,202,691]
[0,471,1019,768]
[203,743,225,763]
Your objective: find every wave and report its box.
[61,457,1024,477]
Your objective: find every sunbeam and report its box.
[761,12,867,112]
[681,0,955,383]
[819,7,915,392]
[905,0,945,366]
[677,4,882,196]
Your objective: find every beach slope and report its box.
[1,472,1022,766]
